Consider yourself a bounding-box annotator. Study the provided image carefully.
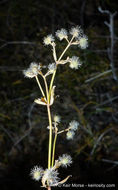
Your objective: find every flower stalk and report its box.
[52,127,58,167]
[35,76,46,98]
[23,26,88,189]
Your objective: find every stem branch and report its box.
[35,76,46,98]
[52,128,57,167]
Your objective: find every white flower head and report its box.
[78,35,88,49]
[66,130,75,140]
[23,68,35,78]
[53,115,61,123]
[58,154,72,168]
[30,62,39,75]
[70,26,82,38]
[30,166,44,181]
[48,63,56,73]
[43,34,54,45]
[23,62,41,78]
[56,28,68,41]
[43,168,59,186]
[69,120,79,131]
[69,56,82,70]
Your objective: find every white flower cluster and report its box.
[78,35,88,49]
[70,26,82,38]
[69,120,79,131]
[69,26,88,49]
[23,62,41,78]
[43,26,88,50]
[43,168,59,186]
[56,28,68,41]
[30,166,44,181]
[53,114,61,123]
[69,56,82,70]
[66,120,79,140]
[48,63,56,73]
[43,34,54,45]
[30,155,72,186]
[30,165,59,186]
[58,154,72,168]
[23,26,88,79]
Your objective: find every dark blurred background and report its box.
[0,0,118,189]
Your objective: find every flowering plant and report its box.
[23,26,88,189]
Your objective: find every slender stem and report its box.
[49,36,74,97]
[43,76,49,100]
[45,36,75,170]
[35,76,46,98]
[52,42,57,62]
[48,37,75,166]
[49,69,57,99]
[43,76,53,169]
[57,128,69,134]
[52,126,70,167]
[58,36,74,61]
[52,131,57,167]
[47,104,52,169]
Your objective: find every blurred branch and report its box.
[98,7,110,14]
[85,69,113,83]
[0,41,37,50]
[101,158,118,171]
[106,94,118,122]
[0,125,21,152]
[98,6,118,81]
[0,66,24,71]
[91,35,118,40]
[101,158,118,165]
[12,102,36,147]
[96,95,118,107]
[91,50,107,53]
[0,125,14,143]
[90,128,113,155]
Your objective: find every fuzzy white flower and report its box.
[56,28,68,41]
[69,120,79,131]
[53,115,61,123]
[30,62,39,75]
[66,130,75,140]
[78,35,88,49]
[42,168,59,186]
[48,63,56,73]
[23,69,35,78]
[43,34,54,45]
[70,26,82,38]
[69,56,82,69]
[58,154,72,168]
[30,166,43,181]
[23,62,41,78]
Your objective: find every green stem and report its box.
[58,36,74,61]
[47,104,52,169]
[47,36,75,169]
[49,36,74,98]
[35,76,46,98]
[48,37,74,166]
[49,69,57,99]
[43,76,53,169]
[52,132,57,167]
